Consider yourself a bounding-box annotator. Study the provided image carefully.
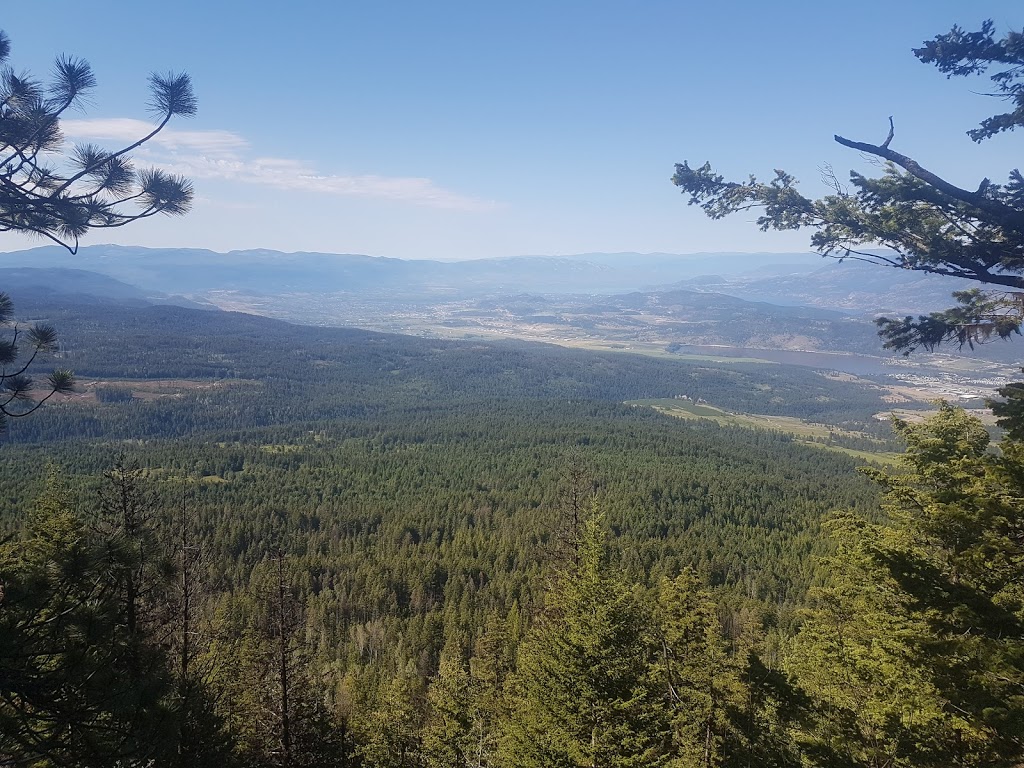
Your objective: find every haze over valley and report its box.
[5,244,1016,407]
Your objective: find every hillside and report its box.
[9,295,893,441]
[1,293,890,611]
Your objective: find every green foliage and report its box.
[656,570,745,768]
[990,378,1024,440]
[914,20,1024,142]
[787,514,961,767]
[791,405,1024,767]
[0,297,927,766]
[203,596,272,763]
[5,299,1021,767]
[202,556,346,768]
[465,617,516,768]
[869,406,1024,764]
[875,288,1023,355]
[95,384,134,403]
[500,510,670,767]
[7,299,889,444]
[655,572,804,768]
[0,293,75,432]
[422,645,474,768]
[0,468,175,766]
[358,665,425,768]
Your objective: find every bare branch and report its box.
[881,116,895,149]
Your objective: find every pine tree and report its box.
[358,664,425,768]
[0,293,74,433]
[422,644,474,768]
[499,510,670,768]
[93,455,170,648]
[728,623,804,768]
[169,479,236,768]
[670,20,1024,434]
[203,596,271,764]
[204,553,344,768]
[786,514,958,768]
[787,404,1024,766]
[0,28,196,253]
[466,617,514,768]
[863,405,1024,764]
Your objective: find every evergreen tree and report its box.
[0,29,195,253]
[786,514,960,768]
[466,617,515,768]
[790,404,1024,767]
[670,20,1024,432]
[168,479,237,768]
[93,455,171,648]
[865,406,1024,764]
[0,293,74,433]
[0,468,175,766]
[423,644,474,768]
[728,629,804,768]
[204,596,272,765]
[500,510,670,768]
[204,554,344,768]
[655,569,746,768]
[358,664,425,768]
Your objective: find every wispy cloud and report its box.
[60,118,496,211]
[63,118,249,154]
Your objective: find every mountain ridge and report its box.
[0,244,954,310]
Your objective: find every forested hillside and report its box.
[0,295,900,766]
[2,285,1021,768]
[2,296,890,599]
[9,296,892,442]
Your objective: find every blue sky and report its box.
[1,2,1021,260]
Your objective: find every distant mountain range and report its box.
[0,245,826,297]
[0,245,1018,375]
[0,245,977,314]
[674,259,979,315]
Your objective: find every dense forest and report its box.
[2,296,1021,767]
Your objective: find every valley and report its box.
[3,245,1020,412]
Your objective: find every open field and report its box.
[629,398,900,465]
[883,406,1000,427]
[45,378,260,404]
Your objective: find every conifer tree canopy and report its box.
[501,510,670,767]
[0,291,74,431]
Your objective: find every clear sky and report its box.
[0,2,1020,260]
